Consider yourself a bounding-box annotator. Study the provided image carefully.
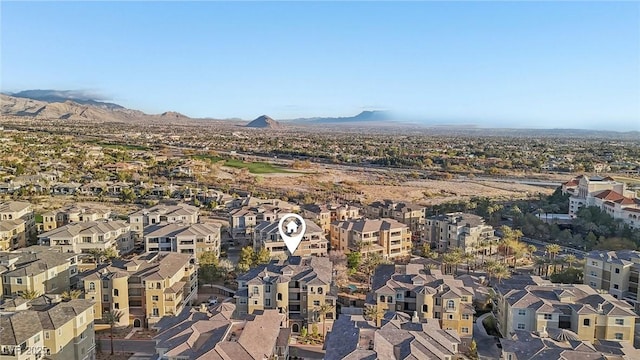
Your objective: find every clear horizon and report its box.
[2,1,639,131]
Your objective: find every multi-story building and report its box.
[495,280,637,343]
[565,175,639,228]
[301,203,361,234]
[78,252,197,328]
[153,303,290,360]
[365,200,427,240]
[0,201,36,245]
[331,218,412,259]
[583,250,640,312]
[0,219,26,251]
[369,263,475,350]
[0,247,75,299]
[235,256,336,335]
[425,212,499,254]
[40,203,112,233]
[325,313,461,360]
[0,297,96,360]
[128,203,199,234]
[143,222,221,260]
[37,220,135,255]
[253,219,328,258]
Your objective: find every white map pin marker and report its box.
[278,213,306,255]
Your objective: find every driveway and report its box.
[289,344,325,360]
[474,313,502,360]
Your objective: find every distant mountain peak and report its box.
[245,115,281,129]
[160,111,189,119]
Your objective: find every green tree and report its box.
[364,306,385,327]
[103,310,124,355]
[550,267,583,284]
[316,303,335,340]
[468,339,479,360]
[237,246,255,273]
[564,254,577,268]
[61,289,82,301]
[347,252,362,270]
[545,244,562,274]
[254,248,271,265]
[21,289,40,300]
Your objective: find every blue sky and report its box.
[2,1,639,130]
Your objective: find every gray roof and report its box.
[237,256,333,288]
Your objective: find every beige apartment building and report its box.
[496,280,637,343]
[0,219,26,251]
[143,222,221,260]
[79,252,197,328]
[235,256,336,335]
[365,200,427,241]
[583,250,640,312]
[0,297,95,360]
[0,201,36,245]
[253,219,328,258]
[128,203,199,234]
[40,203,112,233]
[301,203,362,234]
[331,218,412,259]
[0,247,75,299]
[425,212,499,254]
[37,220,135,255]
[370,263,475,350]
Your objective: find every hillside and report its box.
[245,115,282,129]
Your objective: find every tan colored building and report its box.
[370,263,475,350]
[39,203,113,233]
[365,200,426,241]
[78,252,197,328]
[0,201,36,246]
[0,219,26,251]
[425,212,498,254]
[301,203,361,234]
[235,256,336,335]
[0,297,95,360]
[331,218,412,260]
[496,281,637,343]
[128,203,199,234]
[143,222,221,261]
[253,218,328,258]
[38,220,135,255]
[0,247,75,299]
[583,250,640,312]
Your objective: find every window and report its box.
[614,284,619,289]
[318,287,323,294]
[448,314,454,320]
[615,268,620,274]
[114,289,119,296]
[253,286,259,295]
[152,295,159,301]
[254,300,258,305]
[277,293,283,301]
[422,304,428,312]
[615,333,623,340]
[396,293,402,299]
[615,319,624,325]
[434,312,440,319]
[583,319,590,326]
[446,300,455,310]
[461,327,469,334]
[265,299,271,306]
[435,298,441,306]
[89,282,95,291]
[590,281,597,287]
[380,295,386,303]
[313,300,321,306]
[462,314,470,320]
[103,295,108,302]
[114,303,119,309]
[34,334,40,343]
[517,323,525,330]
[102,281,108,288]
[16,278,22,284]
[266,285,271,293]
[387,296,393,303]
[45,331,50,340]
[152,308,159,317]
[543,314,552,320]
[461,296,468,302]
[518,310,526,316]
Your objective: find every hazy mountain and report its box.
[290,110,393,124]
[245,115,282,129]
[8,90,125,110]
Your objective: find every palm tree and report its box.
[21,289,40,300]
[316,303,336,340]
[443,248,463,276]
[61,289,82,301]
[479,240,489,265]
[463,251,475,274]
[546,244,562,275]
[564,254,577,269]
[364,306,385,327]
[534,257,548,277]
[527,245,537,260]
[493,264,511,284]
[103,310,124,355]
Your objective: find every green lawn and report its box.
[191,155,290,174]
[89,141,150,151]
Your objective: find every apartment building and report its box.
[370,263,475,350]
[325,313,461,360]
[0,247,75,299]
[78,252,197,328]
[331,218,412,259]
[495,280,637,343]
[37,220,134,255]
[235,256,336,335]
[425,212,499,254]
[40,203,112,233]
[253,218,328,258]
[0,201,36,245]
[565,175,640,228]
[153,303,290,360]
[365,200,427,241]
[0,219,26,251]
[0,297,95,360]
[144,222,221,260]
[583,250,640,312]
[301,203,361,234]
[128,203,199,234]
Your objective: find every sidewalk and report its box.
[474,313,501,360]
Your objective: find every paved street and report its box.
[474,313,501,360]
[289,344,325,360]
[98,339,156,355]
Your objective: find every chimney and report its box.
[412,311,419,323]
[200,303,207,312]
[597,303,604,314]
[538,326,548,338]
